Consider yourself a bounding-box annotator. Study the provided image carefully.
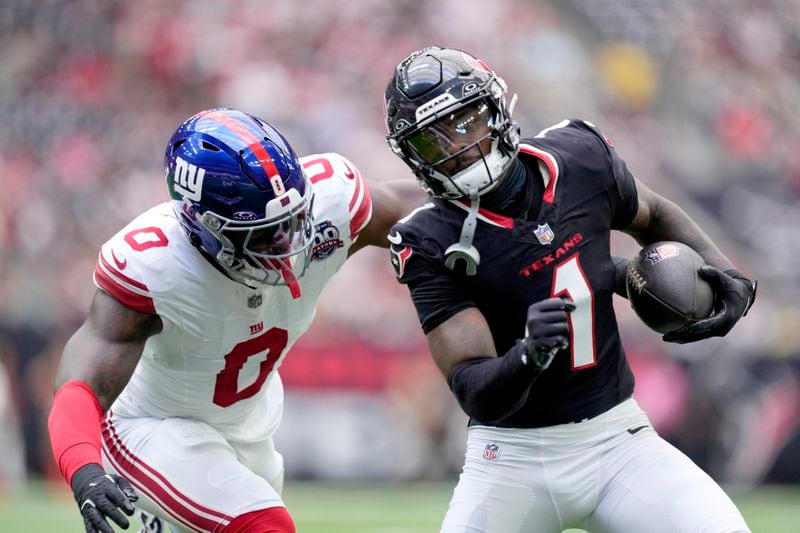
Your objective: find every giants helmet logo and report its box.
[173,156,206,201]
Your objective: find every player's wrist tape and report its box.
[447,341,542,424]
[48,381,104,484]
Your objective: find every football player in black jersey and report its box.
[384,47,757,533]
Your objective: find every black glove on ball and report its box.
[663,267,756,344]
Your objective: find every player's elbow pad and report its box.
[446,342,540,424]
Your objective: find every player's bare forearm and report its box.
[348,179,427,255]
[54,290,162,411]
[623,179,735,272]
[426,307,497,377]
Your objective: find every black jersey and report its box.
[390,119,639,428]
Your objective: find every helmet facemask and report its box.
[191,186,316,292]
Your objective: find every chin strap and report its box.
[445,191,481,276]
[281,267,302,299]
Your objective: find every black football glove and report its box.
[71,463,138,533]
[611,256,630,299]
[523,297,576,370]
[663,267,757,344]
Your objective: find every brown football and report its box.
[625,241,714,334]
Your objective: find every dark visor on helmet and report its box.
[404,98,497,178]
[405,99,495,164]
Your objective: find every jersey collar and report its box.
[519,143,559,204]
[447,142,560,229]
[448,198,515,229]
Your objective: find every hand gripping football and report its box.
[625,241,714,334]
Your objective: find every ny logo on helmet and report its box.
[174,156,206,202]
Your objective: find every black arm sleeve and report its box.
[447,341,543,424]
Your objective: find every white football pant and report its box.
[101,414,285,533]
[441,398,749,533]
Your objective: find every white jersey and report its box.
[93,152,371,442]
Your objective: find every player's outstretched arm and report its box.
[347,179,427,256]
[429,299,574,424]
[621,178,756,343]
[49,289,162,533]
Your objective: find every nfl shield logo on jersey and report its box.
[534,223,555,245]
[483,443,500,460]
[247,293,263,308]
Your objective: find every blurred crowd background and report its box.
[1,0,799,495]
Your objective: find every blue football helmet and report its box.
[165,108,314,291]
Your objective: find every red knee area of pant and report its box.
[223,507,295,533]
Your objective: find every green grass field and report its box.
[1,481,798,532]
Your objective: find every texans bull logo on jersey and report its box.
[312,220,343,261]
[390,244,413,278]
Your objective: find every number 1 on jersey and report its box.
[552,254,596,369]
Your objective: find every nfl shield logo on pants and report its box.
[483,443,500,460]
[534,223,555,245]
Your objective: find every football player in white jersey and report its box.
[47,108,425,533]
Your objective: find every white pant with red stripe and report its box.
[101,412,285,532]
[441,398,749,533]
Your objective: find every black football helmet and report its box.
[385,46,519,199]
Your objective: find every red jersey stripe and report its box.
[349,182,373,238]
[99,252,148,292]
[348,170,364,212]
[519,143,559,204]
[453,200,515,229]
[94,267,156,314]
